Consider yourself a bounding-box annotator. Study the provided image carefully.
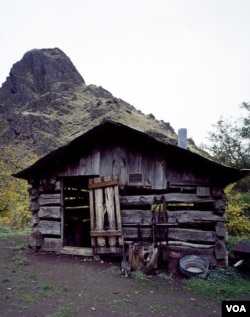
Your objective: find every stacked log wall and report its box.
[28,179,62,252]
[120,188,228,272]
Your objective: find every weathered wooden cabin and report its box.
[14,120,247,273]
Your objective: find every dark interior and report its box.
[63,176,95,247]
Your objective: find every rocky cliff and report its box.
[0,48,196,160]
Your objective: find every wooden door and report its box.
[88,175,123,254]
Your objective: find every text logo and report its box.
[222,301,249,316]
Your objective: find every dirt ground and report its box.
[0,233,221,317]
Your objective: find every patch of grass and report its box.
[20,293,37,303]
[28,272,38,281]
[0,226,10,239]
[2,293,11,300]
[173,298,185,307]
[13,302,30,313]
[148,301,167,313]
[1,278,10,283]
[62,286,71,292]
[10,241,27,251]
[0,226,30,239]
[157,272,173,283]
[46,305,78,317]
[185,266,250,301]
[11,255,29,266]
[132,271,149,281]
[129,313,144,317]
[14,283,30,291]
[112,297,133,308]
[86,292,107,304]
[38,283,57,298]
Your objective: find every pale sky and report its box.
[1,0,250,145]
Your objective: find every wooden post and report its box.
[95,183,106,249]
[89,183,95,249]
[60,178,65,246]
[114,179,123,247]
[105,185,116,252]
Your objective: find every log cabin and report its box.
[14,120,248,273]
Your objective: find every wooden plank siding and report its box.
[48,144,207,190]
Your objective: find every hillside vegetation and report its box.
[0,48,200,159]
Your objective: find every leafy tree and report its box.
[203,103,250,237]
[203,103,250,193]
[204,102,250,169]
[0,144,37,229]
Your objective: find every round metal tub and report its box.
[179,255,209,278]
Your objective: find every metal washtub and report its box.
[179,255,209,278]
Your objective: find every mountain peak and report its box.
[0,48,199,159]
[0,48,84,99]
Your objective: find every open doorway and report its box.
[62,176,95,248]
